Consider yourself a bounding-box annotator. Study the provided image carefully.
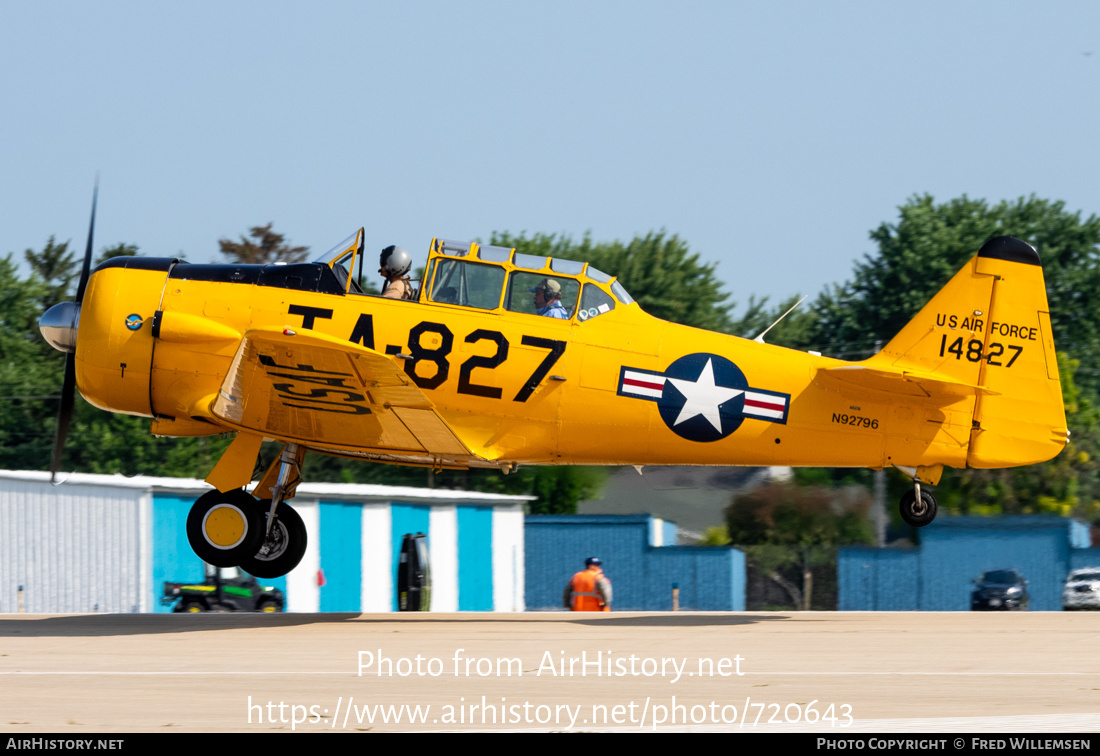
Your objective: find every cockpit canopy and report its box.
[422,238,635,323]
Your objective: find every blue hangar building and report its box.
[839,515,1097,611]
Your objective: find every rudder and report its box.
[966,237,1067,467]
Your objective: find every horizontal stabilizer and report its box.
[818,364,1000,399]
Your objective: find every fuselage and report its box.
[66,237,1061,474]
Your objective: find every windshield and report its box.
[314,232,359,265]
[1071,571,1100,581]
[981,570,1020,583]
[312,229,364,293]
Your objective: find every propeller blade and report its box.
[49,354,77,482]
[74,178,98,303]
[50,179,98,481]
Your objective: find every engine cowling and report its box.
[71,258,174,417]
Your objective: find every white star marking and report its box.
[666,358,743,432]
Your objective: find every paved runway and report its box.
[1,611,1098,733]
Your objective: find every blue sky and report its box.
[2,2,1098,312]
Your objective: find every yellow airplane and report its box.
[39,196,1068,577]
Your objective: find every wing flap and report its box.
[211,327,474,456]
[391,407,472,456]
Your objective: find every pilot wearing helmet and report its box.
[380,245,414,300]
[530,278,568,318]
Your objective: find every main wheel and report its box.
[239,502,307,579]
[899,489,938,527]
[186,489,265,568]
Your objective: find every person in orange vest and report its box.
[563,557,612,611]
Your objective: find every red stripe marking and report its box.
[745,398,784,412]
[623,377,664,392]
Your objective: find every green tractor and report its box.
[163,565,285,613]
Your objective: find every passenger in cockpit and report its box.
[531,279,568,319]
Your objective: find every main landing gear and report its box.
[186,490,307,577]
[186,442,309,578]
[899,479,938,527]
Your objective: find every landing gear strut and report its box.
[239,501,308,579]
[188,441,309,578]
[899,479,937,527]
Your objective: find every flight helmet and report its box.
[379,245,412,278]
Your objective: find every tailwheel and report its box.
[899,488,938,527]
[186,489,264,567]
[239,502,307,579]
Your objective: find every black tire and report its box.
[256,599,279,613]
[239,502,307,579]
[186,489,264,568]
[179,601,206,613]
[899,489,938,527]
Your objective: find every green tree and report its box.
[725,482,874,608]
[730,293,817,345]
[219,223,308,264]
[726,482,874,547]
[24,236,77,308]
[522,466,607,515]
[803,195,1100,366]
[0,254,60,470]
[95,242,138,267]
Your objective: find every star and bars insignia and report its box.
[617,353,790,443]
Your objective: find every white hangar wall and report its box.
[0,471,529,614]
[0,475,151,613]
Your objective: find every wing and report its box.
[210,327,474,458]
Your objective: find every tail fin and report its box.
[869,236,1067,468]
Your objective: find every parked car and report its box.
[1062,568,1100,611]
[970,569,1029,610]
[163,565,285,612]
